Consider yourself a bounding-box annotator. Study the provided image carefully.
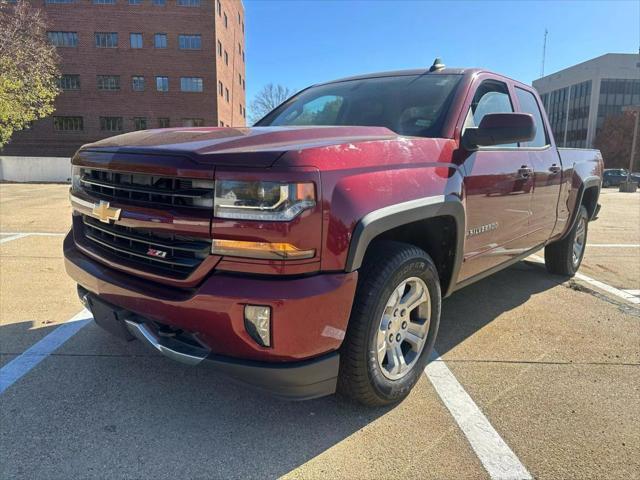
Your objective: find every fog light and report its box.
[244,305,271,347]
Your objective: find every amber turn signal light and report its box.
[211,239,315,260]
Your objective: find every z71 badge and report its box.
[467,222,498,238]
[146,248,168,258]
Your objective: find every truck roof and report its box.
[317,67,529,90]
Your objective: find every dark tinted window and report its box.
[257,74,462,138]
[515,87,548,147]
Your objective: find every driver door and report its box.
[459,78,536,282]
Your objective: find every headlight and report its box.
[214,180,315,221]
[71,166,82,191]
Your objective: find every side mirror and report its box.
[462,112,536,150]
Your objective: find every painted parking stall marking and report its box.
[530,254,640,305]
[425,351,532,480]
[0,309,92,395]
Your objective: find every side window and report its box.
[515,87,548,147]
[464,80,516,147]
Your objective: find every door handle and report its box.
[517,166,533,179]
[549,164,561,174]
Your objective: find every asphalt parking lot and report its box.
[1,184,639,480]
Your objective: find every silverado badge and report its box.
[92,200,121,224]
[467,222,498,238]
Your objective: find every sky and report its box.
[243,0,639,113]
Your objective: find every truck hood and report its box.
[80,126,398,168]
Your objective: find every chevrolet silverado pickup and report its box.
[64,61,603,406]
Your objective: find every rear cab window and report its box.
[515,87,549,148]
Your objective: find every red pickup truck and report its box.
[64,62,603,405]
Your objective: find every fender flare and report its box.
[344,195,465,297]
[561,175,601,240]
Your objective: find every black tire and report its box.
[337,241,441,406]
[544,205,589,276]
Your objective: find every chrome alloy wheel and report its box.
[572,215,586,267]
[376,277,431,380]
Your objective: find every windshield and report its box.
[256,74,462,138]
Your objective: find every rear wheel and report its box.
[544,205,589,276]
[338,241,441,406]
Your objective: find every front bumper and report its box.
[64,231,357,399]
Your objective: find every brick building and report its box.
[3,0,246,157]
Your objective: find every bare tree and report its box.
[594,112,640,170]
[0,0,60,147]
[248,83,293,125]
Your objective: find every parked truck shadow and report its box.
[0,259,561,479]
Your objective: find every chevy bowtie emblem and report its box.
[92,200,121,224]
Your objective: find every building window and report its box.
[242,79,245,91]
[57,74,80,90]
[178,34,201,50]
[97,75,120,91]
[156,76,169,91]
[53,116,83,131]
[46,0,76,4]
[100,117,123,132]
[242,22,244,33]
[218,81,223,96]
[225,87,229,102]
[239,104,242,116]
[93,0,115,4]
[238,42,241,54]
[128,0,141,4]
[47,31,78,47]
[597,78,640,134]
[180,77,203,92]
[182,118,204,127]
[238,12,241,24]
[130,33,143,49]
[224,50,228,65]
[242,50,245,62]
[223,12,228,28]
[177,0,200,5]
[152,0,165,4]
[216,0,221,15]
[158,117,170,128]
[238,73,242,86]
[217,40,222,57]
[132,75,145,91]
[133,117,147,130]
[95,32,118,48]
[154,33,168,49]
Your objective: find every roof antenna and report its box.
[429,57,445,72]
[540,28,548,77]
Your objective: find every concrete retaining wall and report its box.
[0,156,71,183]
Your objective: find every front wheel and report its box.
[544,205,589,276]
[338,241,441,406]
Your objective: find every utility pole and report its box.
[621,105,639,192]
[540,28,548,78]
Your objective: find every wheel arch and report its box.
[345,195,465,297]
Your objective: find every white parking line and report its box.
[425,351,532,480]
[0,233,28,244]
[586,244,640,248]
[530,255,640,305]
[0,232,66,244]
[0,309,91,395]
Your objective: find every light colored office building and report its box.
[533,53,640,148]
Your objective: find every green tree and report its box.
[0,0,60,148]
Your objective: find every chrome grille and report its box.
[79,168,214,210]
[81,215,211,278]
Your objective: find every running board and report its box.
[124,319,210,366]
